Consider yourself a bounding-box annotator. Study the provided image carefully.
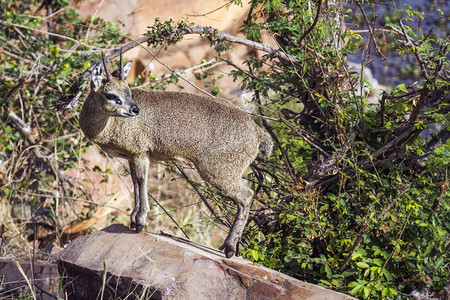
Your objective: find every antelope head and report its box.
[90,48,139,118]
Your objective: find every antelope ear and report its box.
[112,61,133,79]
[91,63,104,92]
[122,61,133,79]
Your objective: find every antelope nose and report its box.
[131,105,140,115]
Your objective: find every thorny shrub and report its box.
[141,1,449,299]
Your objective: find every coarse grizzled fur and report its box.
[80,55,273,258]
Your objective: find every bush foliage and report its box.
[1,0,448,299]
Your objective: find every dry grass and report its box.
[0,142,229,298]
[0,144,226,262]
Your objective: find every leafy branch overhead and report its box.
[81,21,303,77]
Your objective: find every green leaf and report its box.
[343,269,357,277]
[363,286,371,298]
[320,279,332,287]
[211,86,222,96]
[50,45,60,56]
[373,258,383,266]
[439,242,446,253]
[319,204,329,212]
[363,268,370,277]
[356,262,370,269]
[251,250,259,261]
[395,83,408,93]
[325,264,332,279]
[350,284,363,295]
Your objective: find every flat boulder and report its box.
[58,224,355,300]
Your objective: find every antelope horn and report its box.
[119,47,124,80]
[101,51,112,82]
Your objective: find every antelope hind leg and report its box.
[219,185,254,258]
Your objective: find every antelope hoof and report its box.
[219,241,236,258]
[225,247,236,259]
[135,224,143,233]
[130,222,136,229]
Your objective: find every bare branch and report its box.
[355,0,386,59]
[0,20,99,50]
[180,25,301,64]
[85,0,105,40]
[80,25,303,80]
[297,0,322,46]
[8,112,38,145]
[412,130,450,165]
[398,20,431,82]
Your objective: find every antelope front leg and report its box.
[129,161,140,229]
[129,156,150,233]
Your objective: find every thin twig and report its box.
[253,91,297,182]
[181,26,301,64]
[147,192,190,239]
[355,0,386,59]
[398,20,431,81]
[172,161,226,226]
[134,58,224,89]
[14,190,127,214]
[186,1,234,17]
[297,0,322,46]
[281,118,330,156]
[0,48,47,68]
[19,8,65,21]
[134,45,215,98]
[351,29,397,34]
[85,0,105,40]
[339,186,409,271]
[0,20,100,50]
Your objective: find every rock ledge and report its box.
[58,224,355,300]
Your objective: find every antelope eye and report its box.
[105,93,117,100]
[115,99,122,105]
